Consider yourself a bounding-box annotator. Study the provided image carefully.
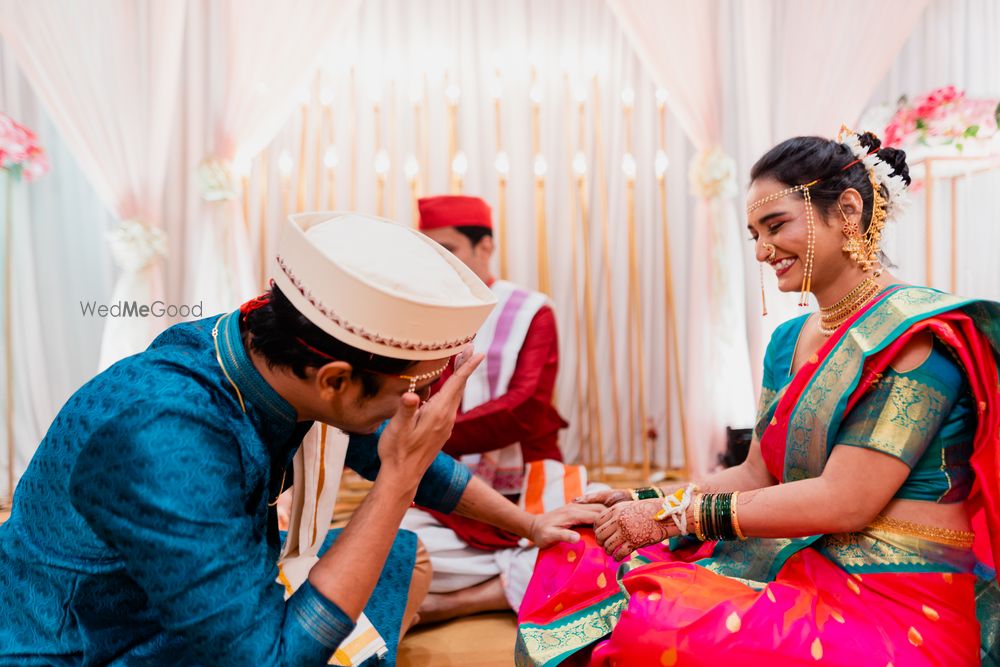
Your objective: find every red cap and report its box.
[418,195,492,231]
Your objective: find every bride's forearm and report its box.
[696,460,774,493]
[655,460,774,497]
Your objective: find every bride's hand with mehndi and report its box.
[593,498,675,561]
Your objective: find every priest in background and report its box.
[404,195,570,624]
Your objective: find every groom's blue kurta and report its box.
[0,311,471,665]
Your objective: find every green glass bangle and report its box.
[632,487,664,501]
[716,493,736,540]
[705,494,717,540]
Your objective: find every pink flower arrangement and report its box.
[0,113,48,181]
[883,85,1000,151]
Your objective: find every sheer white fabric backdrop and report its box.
[2,0,999,497]
[0,0,186,370]
[257,0,702,472]
[607,0,756,476]
[0,42,115,499]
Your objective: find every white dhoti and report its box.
[401,507,538,611]
[403,460,607,612]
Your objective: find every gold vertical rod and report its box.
[314,79,326,210]
[373,101,383,215]
[497,177,508,278]
[626,177,648,479]
[257,148,269,290]
[532,69,549,294]
[534,177,550,295]
[295,103,309,212]
[658,102,671,472]
[421,73,430,196]
[591,76,624,466]
[4,174,14,506]
[950,176,957,293]
[565,75,590,467]
[494,78,508,280]
[240,175,250,236]
[658,175,690,478]
[349,68,357,211]
[924,159,933,287]
[324,105,336,210]
[578,179,605,480]
[576,95,605,480]
[388,81,397,220]
[623,103,637,468]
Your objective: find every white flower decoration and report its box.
[689,147,737,201]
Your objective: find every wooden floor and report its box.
[399,613,518,667]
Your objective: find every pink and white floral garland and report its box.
[883,85,1000,153]
[0,113,48,181]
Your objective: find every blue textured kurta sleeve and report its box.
[346,424,472,513]
[68,405,353,666]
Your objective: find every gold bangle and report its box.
[731,491,746,540]
[692,493,705,541]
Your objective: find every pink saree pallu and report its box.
[516,287,1000,667]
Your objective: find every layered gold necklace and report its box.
[818,277,880,336]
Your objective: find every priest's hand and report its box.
[573,488,632,507]
[593,499,674,561]
[377,353,484,485]
[527,503,607,549]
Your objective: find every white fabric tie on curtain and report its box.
[607,0,755,476]
[99,220,168,365]
[0,0,187,369]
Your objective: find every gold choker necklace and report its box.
[819,277,880,336]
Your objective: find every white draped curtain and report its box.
[0,0,187,370]
[192,0,361,314]
[0,43,116,500]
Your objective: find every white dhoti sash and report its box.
[401,460,608,611]
[460,280,548,494]
[276,424,387,666]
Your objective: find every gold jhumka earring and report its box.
[839,170,888,273]
[747,180,819,307]
[759,243,776,316]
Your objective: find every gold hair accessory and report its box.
[841,169,887,272]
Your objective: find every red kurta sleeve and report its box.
[439,305,567,462]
